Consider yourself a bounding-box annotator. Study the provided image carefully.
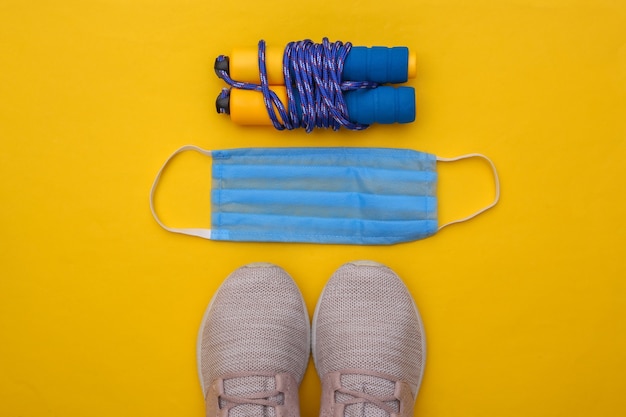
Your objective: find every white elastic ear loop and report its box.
[436,153,501,231]
[150,145,214,240]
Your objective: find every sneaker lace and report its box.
[336,388,398,415]
[335,369,401,416]
[220,389,283,409]
[218,373,285,415]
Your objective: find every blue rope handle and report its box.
[215,38,378,132]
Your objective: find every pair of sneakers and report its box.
[197,261,426,417]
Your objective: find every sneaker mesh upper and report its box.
[198,264,310,417]
[313,261,426,414]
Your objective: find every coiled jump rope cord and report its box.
[215,38,378,132]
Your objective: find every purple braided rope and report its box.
[215,38,378,131]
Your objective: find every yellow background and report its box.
[1,0,625,416]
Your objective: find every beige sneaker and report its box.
[197,263,310,417]
[312,261,426,417]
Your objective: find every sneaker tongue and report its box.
[337,374,399,417]
[221,376,283,417]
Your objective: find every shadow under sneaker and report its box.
[312,261,426,417]
[198,263,310,417]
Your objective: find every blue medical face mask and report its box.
[150,146,499,245]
